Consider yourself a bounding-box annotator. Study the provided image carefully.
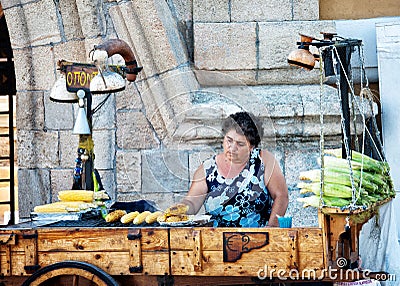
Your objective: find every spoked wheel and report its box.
[22,261,119,286]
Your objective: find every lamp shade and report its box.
[287,48,315,71]
[50,74,78,102]
[90,69,126,94]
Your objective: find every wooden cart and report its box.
[0,205,386,286]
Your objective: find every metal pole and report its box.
[82,91,94,191]
[337,45,353,159]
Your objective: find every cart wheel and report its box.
[21,260,119,286]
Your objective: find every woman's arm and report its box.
[261,150,289,227]
[180,165,209,215]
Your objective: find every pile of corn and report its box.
[297,149,396,208]
[33,190,109,213]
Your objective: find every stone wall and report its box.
[1,0,376,226]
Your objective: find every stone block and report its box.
[231,0,291,22]
[158,66,199,113]
[92,129,115,170]
[0,0,21,8]
[116,192,144,202]
[97,170,116,199]
[168,0,193,21]
[17,130,59,168]
[116,111,159,149]
[110,1,189,78]
[18,168,51,218]
[136,192,181,210]
[59,131,79,169]
[256,69,320,85]
[3,5,30,49]
[53,40,88,64]
[116,83,143,111]
[74,0,101,38]
[194,70,258,86]
[16,91,44,131]
[22,0,61,46]
[188,149,217,179]
[194,22,257,70]
[57,0,83,40]
[13,48,34,90]
[91,93,116,130]
[141,150,190,193]
[116,151,141,192]
[50,169,74,199]
[258,21,336,69]
[31,45,57,90]
[193,0,229,22]
[44,91,74,130]
[293,0,319,20]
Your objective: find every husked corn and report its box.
[145,211,163,224]
[157,214,168,223]
[133,211,151,225]
[58,190,94,202]
[166,214,189,222]
[33,201,91,213]
[120,211,140,224]
[105,210,127,222]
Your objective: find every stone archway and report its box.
[0,2,17,224]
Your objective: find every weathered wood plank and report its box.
[36,228,168,252]
[2,250,169,276]
[171,250,291,276]
[170,227,292,251]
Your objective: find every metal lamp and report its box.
[49,74,78,102]
[89,39,142,94]
[89,48,126,94]
[287,34,316,71]
[72,89,91,135]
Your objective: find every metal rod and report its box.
[9,93,15,225]
[337,45,353,159]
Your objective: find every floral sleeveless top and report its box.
[203,148,273,227]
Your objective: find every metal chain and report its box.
[318,46,327,208]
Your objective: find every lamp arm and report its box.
[93,39,142,82]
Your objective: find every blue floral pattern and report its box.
[203,148,272,227]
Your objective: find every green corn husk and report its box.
[298,168,380,194]
[324,149,389,174]
[297,182,369,198]
[297,195,351,208]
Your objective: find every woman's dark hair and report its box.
[222,111,264,147]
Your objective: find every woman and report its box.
[181,111,289,227]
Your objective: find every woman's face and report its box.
[223,129,253,164]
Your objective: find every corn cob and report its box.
[299,181,370,198]
[297,195,351,208]
[145,211,163,224]
[299,168,379,194]
[58,190,94,202]
[33,201,94,213]
[133,211,151,225]
[120,211,139,224]
[166,214,189,222]
[318,156,364,171]
[34,202,70,213]
[105,210,127,222]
